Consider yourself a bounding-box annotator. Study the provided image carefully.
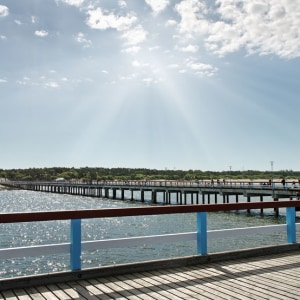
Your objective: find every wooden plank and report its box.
[215,258,300,299]
[145,269,219,300]
[55,282,88,300]
[137,271,196,300]
[0,290,18,300]
[234,260,300,294]
[87,278,128,300]
[143,270,228,299]
[74,280,111,300]
[46,284,72,300]
[10,289,31,300]
[189,265,273,299]
[20,287,45,300]
[163,266,244,300]
[115,274,168,300]
[35,285,60,300]
[62,281,101,300]
[113,273,173,300]
[179,263,266,299]
[90,276,143,300]
[141,270,205,300]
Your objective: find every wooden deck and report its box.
[1,250,300,299]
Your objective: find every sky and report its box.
[0,0,300,172]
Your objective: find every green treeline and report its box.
[1,167,300,181]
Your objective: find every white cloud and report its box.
[168,64,179,69]
[132,60,149,68]
[74,32,92,48]
[175,0,209,35]
[165,19,177,27]
[17,77,31,85]
[0,5,9,17]
[118,0,127,9]
[175,0,300,59]
[35,30,49,37]
[121,25,147,45]
[45,81,59,88]
[185,59,218,77]
[59,0,85,7]
[145,0,169,15]
[122,46,141,54]
[0,35,7,41]
[86,7,137,31]
[180,44,199,53]
[31,16,37,24]
[0,79,7,83]
[14,20,22,25]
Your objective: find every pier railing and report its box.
[0,201,300,277]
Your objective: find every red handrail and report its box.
[1,201,300,223]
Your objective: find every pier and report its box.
[3,179,300,205]
[3,179,300,217]
[1,201,300,298]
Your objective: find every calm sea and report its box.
[0,189,296,278]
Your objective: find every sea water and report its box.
[0,189,296,278]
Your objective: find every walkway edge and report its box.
[1,243,300,291]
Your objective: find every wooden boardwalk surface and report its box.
[1,250,300,299]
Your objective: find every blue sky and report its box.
[0,0,300,172]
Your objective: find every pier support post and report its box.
[274,198,279,217]
[247,196,251,213]
[286,207,296,243]
[70,219,81,271]
[141,190,144,202]
[197,212,207,255]
[152,190,157,204]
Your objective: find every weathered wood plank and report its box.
[215,257,300,299]
[55,282,88,300]
[87,278,128,300]
[22,287,46,300]
[141,271,202,300]
[136,271,195,300]
[114,274,163,300]
[1,251,300,300]
[190,265,272,299]
[45,284,71,300]
[1,290,18,300]
[34,286,59,300]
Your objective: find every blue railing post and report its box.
[197,212,207,255]
[286,207,296,244]
[70,219,82,270]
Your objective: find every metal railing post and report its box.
[70,219,82,270]
[286,207,296,244]
[197,212,207,255]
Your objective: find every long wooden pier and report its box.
[3,180,300,206]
